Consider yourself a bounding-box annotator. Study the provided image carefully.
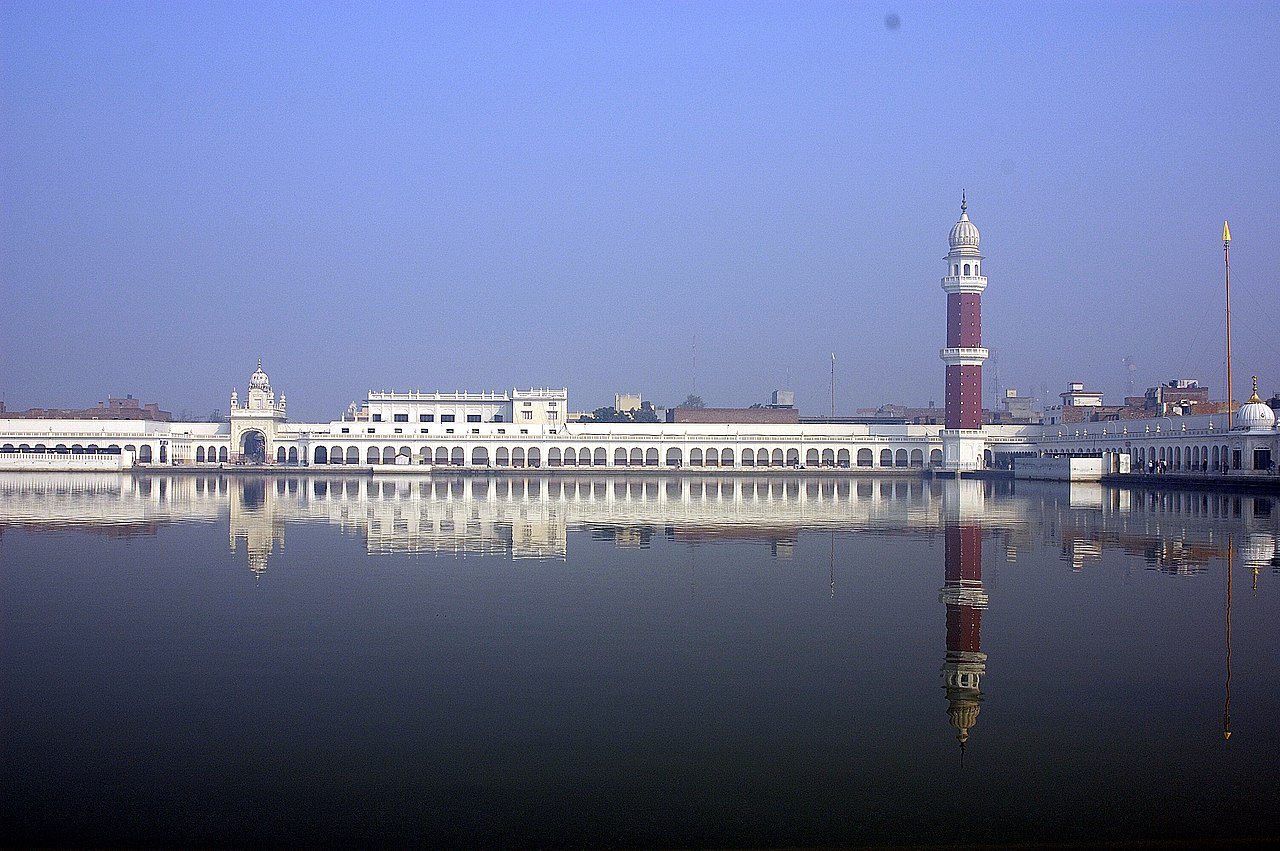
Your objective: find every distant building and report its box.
[1047,379,1228,426]
[667,407,800,424]
[614,393,642,413]
[769,389,795,409]
[855,402,944,425]
[0,394,172,421]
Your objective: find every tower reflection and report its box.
[940,479,988,756]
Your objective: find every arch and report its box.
[857,448,873,467]
[314,446,328,464]
[472,447,489,466]
[1174,446,1181,468]
[756,448,769,466]
[720,448,733,466]
[879,448,893,467]
[822,448,836,467]
[837,448,850,467]
[196,446,206,463]
[667,447,682,467]
[629,448,643,466]
[139,445,153,463]
[513,447,526,467]
[579,448,592,466]
[690,448,703,466]
[930,448,943,466]
[563,447,577,466]
[527,447,541,467]
[704,447,719,467]
[384,447,397,464]
[786,448,800,467]
[983,448,993,468]
[288,447,298,464]
[435,446,449,465]
[451,446,465,466]
[239,430,266,464]
[953,264,959,276]
[771,448,784,466]
[806,449,820,466]
[496,447,510,467]
[276,447,286,463]
[646,448,659,467]
[594,447,607,466]
[367,446,380,464]
[548,447,563,467]
[218,446,229,462]
[615,447,628,466]
[894,449,908,467]
[741,449,755,467]
[910,448,924,467]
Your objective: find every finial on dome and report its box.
[1248,375,1261,404]
[961,189,967,214]
[258,357,262,369]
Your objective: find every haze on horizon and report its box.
[3,1,1278,423]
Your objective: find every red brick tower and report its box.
[939,194,989,470]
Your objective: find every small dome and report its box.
[1234,379,1276,431]
[949,198,980,250]
[249,360,271,391]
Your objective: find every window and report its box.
[394,428,403,434]
[548,401,557,407]
[521,411,533,420]
[446,428,454,434]
[420,429,429,434]
[367,428,375,434]
[419,414,434,422]
[520,429,529,434]
[523,401,532,406]
[441,414,455,423]
[372,414,382,422]
[493,415,503,422]
[341,428,350,434]
[497,429,506,434]
[471,429,479,434]
[394,414,408,422]
[547,410,558,420]
[466,414,481,423]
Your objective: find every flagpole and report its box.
[830,353,835,418]
[1223,221,1233,418]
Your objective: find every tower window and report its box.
[964,263,971,276]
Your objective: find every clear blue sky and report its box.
[3,1,1278,420]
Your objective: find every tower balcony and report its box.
[941,275,987,295]
[940,347,989,366]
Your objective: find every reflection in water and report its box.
[1225,539,1233,741]
[1,474,1277,580]
[942,522,987,756]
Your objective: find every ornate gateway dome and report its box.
[249,359,271,391]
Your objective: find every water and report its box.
[2,473,1278,848]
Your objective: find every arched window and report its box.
[879,448,892,467]
[196,447,206,462]
[895,449,908,467]
[910,449,923,467]
[822,448,835,467]
[527,447,541,467]
[450,446,465,466]
[858,448,873,467]
[837,448,850,467]
[930,448,943,465]
[288,447,298,463]
[963,263,971,275]
[218,447,229,462]
[667,448,682,466]
[771,448,784,466]
[548,447,562,467]
[806,449,819,466]
[741,449,754,467]
[615,447,628,466]
[472,447,488,466]
[646,448,659,467]
[786,448,800,466]
[314,446,328,464]
[277,447,287,463]
[512,447,526,467]
[720,448,733,466]
[629,448,643,466]
[346,447,359,464]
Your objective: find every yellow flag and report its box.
[1223,220,1231,243]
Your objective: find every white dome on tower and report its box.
[949,195,980,250]
[249,360,271,391]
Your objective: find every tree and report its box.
[677,394,705,409]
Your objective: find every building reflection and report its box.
[0,474,1276,583]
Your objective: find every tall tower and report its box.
[939,194,989,471]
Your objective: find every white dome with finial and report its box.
[249,359,271,391]
[1234,376,1276,431]
[949,192,980,250]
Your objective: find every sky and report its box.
[2,1,1278,422]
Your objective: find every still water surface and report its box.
[2,473,1278,848]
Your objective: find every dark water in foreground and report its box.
[2,473,1278,848]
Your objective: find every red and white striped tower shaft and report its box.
[939,194,989,470]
